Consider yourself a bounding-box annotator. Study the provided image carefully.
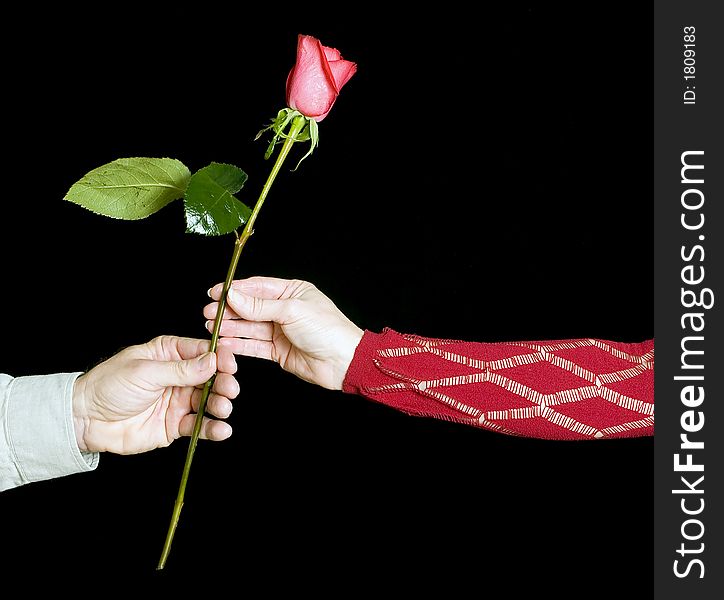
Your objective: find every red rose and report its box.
[286,34,357,122]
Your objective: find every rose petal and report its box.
[328,59,357,91]
[322,45,342,61]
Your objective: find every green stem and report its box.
[157,115,307,570]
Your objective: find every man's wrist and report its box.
[72,374,91,453]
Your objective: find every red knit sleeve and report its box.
[342,329,654,440]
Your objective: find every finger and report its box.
[226,288,292,324]
[218,337,274,361]
[208,276,294,301]
[216,344,237,375]
[205,318,274,341]
[153,336,236,376]
[191,370,239,395]
[139,351,217,388]
[212,372,240,399]
[179,414,232,441]
[143,335,211,362]
[162,336,234,366]
[191,390,234,419]
[171,337,211,361]
[203,302,242,321]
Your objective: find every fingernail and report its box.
[198,352,214,371]
[207,287,214,298]
[205,320,212,330]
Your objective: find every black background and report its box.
[1,5,652,594]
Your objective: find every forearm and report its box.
[343,329,654,440]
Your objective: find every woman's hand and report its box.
[204,277,363,390]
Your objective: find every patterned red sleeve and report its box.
[342,329,654,440]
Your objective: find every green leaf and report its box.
[64,157,190,220]
[184,162,251,236]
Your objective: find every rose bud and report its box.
[286,34,357,122]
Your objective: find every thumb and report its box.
[146,352,217,388]
[227,287,291,323]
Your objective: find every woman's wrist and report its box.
[331,324,364,390]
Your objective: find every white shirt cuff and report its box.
[6,372,99,485]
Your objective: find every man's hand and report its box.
[72,336,238,454]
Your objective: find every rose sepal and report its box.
[256,107,319,168]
